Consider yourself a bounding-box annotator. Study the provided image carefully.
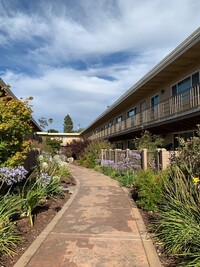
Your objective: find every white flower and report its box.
[41,162,48,170]
[38,155,44,161]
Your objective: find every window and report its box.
[172,71,199,96]
[151,94,159,107]
[116,115,123,124]
[127,107,137,118]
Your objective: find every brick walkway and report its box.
[14,164,162,267]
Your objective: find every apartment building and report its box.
[81,28,200,149]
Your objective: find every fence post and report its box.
[142,149,147,170]
[156,148,161,171]
[160,148,168,170]
[115,149,121,163]
[101,149,104,163]
[126,148,130,158]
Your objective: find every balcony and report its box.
[90,84,200,140]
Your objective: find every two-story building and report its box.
[81,28,200,149]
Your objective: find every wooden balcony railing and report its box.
[89,84,200,140]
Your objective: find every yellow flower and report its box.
[193,177,199,183]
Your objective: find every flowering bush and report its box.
[0,166,28,187]
[101,151,141,173]
[99,151,141,187]
[0,94,33,167]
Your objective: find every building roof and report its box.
[37,132,80,137]
[82,27,200,134]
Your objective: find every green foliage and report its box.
[0,193,21,219]
[63,114,73,133]
[0,216,22,256]
[38,117,53,130]
[0,194,22,257]
[79,140,113,168]
[48,129,59,133]
[45,137,62,155]
[133,130,164,152]
[19,179,46,227]
[155,165,200,266]
[171,126,200,178]
[154,128,200,266]
[133,169,169,212]
[0,95,33,167]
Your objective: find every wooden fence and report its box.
[24,149,40,172]
[101,148,176,171]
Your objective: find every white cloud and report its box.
[0,0,200,131]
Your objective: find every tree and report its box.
[38,117,53,130]
[48,129,59,133]
[63,114,73,133]
[133,130,164,152]
[0,94,33,167]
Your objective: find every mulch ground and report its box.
[0,176,76,267]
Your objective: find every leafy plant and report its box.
[133,130,164,152]
[0,193,22,219]
[0,193,22,257]
[45,137,62,155]
[132,169,169,212]
[0,94,33,167]
[62,139,91,159]
[79,140,113,168]
[19,179,46,226]
[155,165,200,266]
[0,216,22,256]
[38,173,62,197]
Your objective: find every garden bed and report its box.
[0,175,75,267]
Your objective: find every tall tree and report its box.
[63,114,73,132]
[38,117,53,130]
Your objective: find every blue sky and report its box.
[0,0,199,132]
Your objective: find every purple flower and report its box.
[0,166,28,186]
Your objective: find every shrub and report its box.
[62,139,91,159]
[133,130,164,152]
[132,169,169,212]
[45,137,62,155]
[99,151,141,187]
[79,140,113,168]
[0,94,33,167]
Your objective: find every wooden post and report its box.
[142,149,147,170]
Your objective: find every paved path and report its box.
[14,164,162,267]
